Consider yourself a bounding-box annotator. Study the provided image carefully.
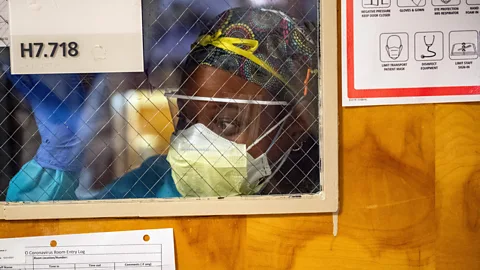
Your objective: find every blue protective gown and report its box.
[6,155,181,202]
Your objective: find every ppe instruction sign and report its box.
[342,0,480,106]
[9,0,144,74]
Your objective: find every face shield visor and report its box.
[162,89,294,198]
[164,89,290,151]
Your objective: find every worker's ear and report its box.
[287,100,316,148]
[287,69,320,146]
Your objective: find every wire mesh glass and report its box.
[0,0,321,202]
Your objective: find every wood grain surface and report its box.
[1,102,478,270]
[1,5,479,270]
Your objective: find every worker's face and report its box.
[177,65,299,161]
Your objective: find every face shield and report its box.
[159,8,317,197]
[164,89,290,150]
[162,89,295,198]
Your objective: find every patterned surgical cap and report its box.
[183,7,320,137]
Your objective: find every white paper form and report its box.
[342,0,480,106]
[0,229,175,270]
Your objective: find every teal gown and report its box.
[6,155,182,202]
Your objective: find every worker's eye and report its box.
[216,118,239,137]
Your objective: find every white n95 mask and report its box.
[166,123,277,197]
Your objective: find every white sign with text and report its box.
[9,0,144,74]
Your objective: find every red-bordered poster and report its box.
[342,0,480,106]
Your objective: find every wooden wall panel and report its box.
[1,4,480,270]
[435,104,480,270]
[4,102,477,269]
[245,105,436,270]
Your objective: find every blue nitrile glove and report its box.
[6,71,108,172]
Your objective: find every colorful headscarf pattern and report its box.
[182,7,320,136]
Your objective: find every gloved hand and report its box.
[6,72,109,172]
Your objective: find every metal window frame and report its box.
[0,0,338,220]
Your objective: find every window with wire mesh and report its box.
[0,0,321,202]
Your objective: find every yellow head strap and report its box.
[193,30,289,86]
